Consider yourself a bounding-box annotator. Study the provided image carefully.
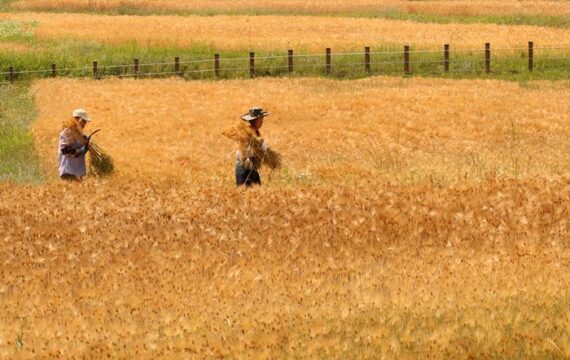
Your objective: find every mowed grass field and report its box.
[0,77,569,358]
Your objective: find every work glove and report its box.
[61,145,75,155]
[76,144,89,155]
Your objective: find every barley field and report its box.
[1,0,569,358]
[0,178,568,358]
[10,0,570,17]
[0,77,569,358]
[1,12,568,51]
[30,78,570,184]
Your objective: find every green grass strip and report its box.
[0,83,44,183]
[1,40,569,83]
[0,0,13,11]
[361,11,570,29]
[0,19,36,42]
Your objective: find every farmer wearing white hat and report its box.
[58,108,91,181]
[223,107,274,186]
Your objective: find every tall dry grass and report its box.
[2,77,569,357]
[0,42,28,53]
[1,12,568,50]
[30,78,570,185]
[10,0,570,17]
[0,179,568,357]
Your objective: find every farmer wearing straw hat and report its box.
[58,108,91,181]
[222,107,281,186]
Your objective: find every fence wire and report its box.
[1,45,569,81]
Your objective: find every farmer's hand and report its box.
[76,144,89,155]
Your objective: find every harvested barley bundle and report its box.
[222,120,282,170]
[255,145,283,170]
[88,142,114,176]
[222,120,257,144]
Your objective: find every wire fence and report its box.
[1,42,569,82]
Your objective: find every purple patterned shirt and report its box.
[58,129,86,177]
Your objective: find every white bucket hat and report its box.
[72,108,90,122]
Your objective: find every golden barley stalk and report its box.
[88,141,114,176]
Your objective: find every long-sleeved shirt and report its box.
[235,126,263,170]
[223,121,267,170]
[58,128,86,177]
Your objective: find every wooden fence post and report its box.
[485,43,491,73]
[444,44,450,72]
[365,46,370,73]
[214,54,220,78]
[174,57,181,77]
[249,52,255,78]
[326,48,331,75]
[528,41,534,72]
[2,42,553,82]
[404,45,410,74]
[134,58,139,77]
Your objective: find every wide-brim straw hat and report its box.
[241,107,270,121]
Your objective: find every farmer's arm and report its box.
[60,131,88,157]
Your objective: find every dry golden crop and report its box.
[10,0,570,17]
[1,77,568,357]
[30,77,570,185]
[0,42,28,53]
[0,178,569,358]
[1,12,568,50]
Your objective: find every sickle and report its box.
[86,129,101,141]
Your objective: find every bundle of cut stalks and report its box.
[88,142,114,176]
[254,145,283,170]
[222,121,283,170]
